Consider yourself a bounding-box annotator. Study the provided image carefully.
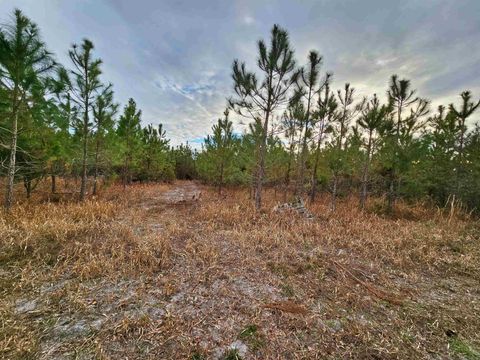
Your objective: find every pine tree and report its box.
[449,91,480,196]
[203,109,236,194]
[327,83,362,210]
[292,50,323,195]
[172,143,197,180]
[280,105,300,200]
[92,84,118,195]
[117,98,142,188]
[310,73,335,202]
[141,124,172,181]
[0,9,55,209]
[357,94,391,209]
[385,75,429,212]
[63,39,103,200]
[229,24,297,210]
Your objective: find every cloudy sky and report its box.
[1,0,479,146]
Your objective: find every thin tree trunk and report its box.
[4,110,18,210]
[218,162,224,195]
[255,137,266,211]
[387,172,395,214]
[296,88,313,196]
[93,136,100,195]
[80,112,88,201]
[296,123,308,196]
[310,124,325,203]
[359,131,372,210]
[455,117,466,195]
[123,157,128,190]
[24,177,32,199]
[80,60,90,201]
[255,108,271,211]
[51,174,56,194]
[310,150,320,203]
[284,145,294,202]
[387,101,402,212]
[330,174,338,211]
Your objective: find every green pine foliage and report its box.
[0,12,479,213]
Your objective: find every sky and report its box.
[1,0,479,147]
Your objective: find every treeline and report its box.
[196,25,480,213]
[0,9,195,209]
[1,11,479,213]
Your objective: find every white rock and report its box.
[15,299,37,314]
[229,340,248,358]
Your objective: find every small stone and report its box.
[53,320,89,338]
[90,318,105,331]
[147,307,165,319]
[329,319,342,332]
[229,340,248,358]
[15,299,37,314]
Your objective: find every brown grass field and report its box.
[1,180,479,359]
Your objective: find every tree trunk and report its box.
[255,141,266,211]
[80,125,88,200]
[93,137,100,196]
[296,123,309,196]
[359,131,372,210]
[24,177,32,199]
[310,154,320,203]
[93,167,98,195]
[51,175,56,194]
[4,110,18,210]
[455,117,466,195]
[310,123,325,203]
[80,58,90,201]
[387,172,395,214]
[330,174,338,211]
[218,161,224,195]
[387,101,402,212]
[284,148,293,202]
[123,153,130,190]
[80,103,89,201]
[255,106,271,211]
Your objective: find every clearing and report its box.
[1,181,479,359]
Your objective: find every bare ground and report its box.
[1,181,480,359]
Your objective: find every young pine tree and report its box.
[328,83,362,211]
[280,105,300,200]
[229,24,298,210]
[0,9,55,209]
[92,83,118,195]
[141,124,172,181]
[203,110,236,194]
[292,50,323,196]
[385,75,429,212]
[117,98,142,188]
[310,73,335,202]
[449,91,480,196]
[357,94,391,209]
[64,39,103,200]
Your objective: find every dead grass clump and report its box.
[0,197,171,285]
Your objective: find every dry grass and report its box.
[1,180,479,359]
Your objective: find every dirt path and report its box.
[159,181,202,204]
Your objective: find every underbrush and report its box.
[197,188,479,276]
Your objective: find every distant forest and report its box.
[1,9,479,212]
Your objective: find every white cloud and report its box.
[1,0,479,144]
